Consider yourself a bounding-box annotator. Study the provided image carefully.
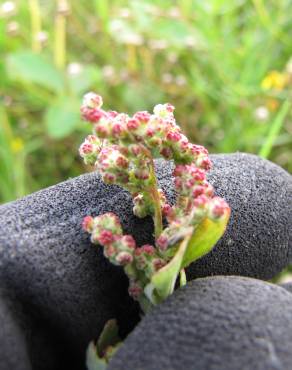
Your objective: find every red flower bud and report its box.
[156,235,169,251]
[81,106,105,123]
[116,251,133,265]
[99,230,114,245]
[122,235,136,249]
[133,111,151,123]
[127,118,140,131]
[141,244,155,255]
[166,131,181,142]
[82,216,94,232]
[208,197,230,220]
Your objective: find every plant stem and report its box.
[149,164,163,239]
[179,269,187,287]
[28,0,42,53]
[259,100,290,159]
[54,1,67,70]
[139,145,163,239]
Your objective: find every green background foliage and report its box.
[0,0,291,204]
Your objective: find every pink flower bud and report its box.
[208,197,230,220]
[192,185,206,198]
[196,156,212,171]
[121,235,136,249]
[82,216,94,232]
[127,118,140,131]
[102,173,116,184]
[166,130,181,142]
[173,164,185,177]
[98,230,114,245]
[116,156,129,169]
[82,92,103,109]
[133,111,151,123]
[116,251,133,265]
[79,143,94,155]
[81,107,105,123]
[160,147,173,159]
[127,144,141,157]
[156,235,169,251]
[128,281,143,300]
[104,245,117,258]
[134,168,150,180]
[141,244,155,255]
[193,194,209,208]
[153,258,167,271]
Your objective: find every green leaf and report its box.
[150,227,193,301]
[86,342,107,370]
[97,319,120,358]
[150,212,230,302]
[45,97,80,139]
[86,320,121,370]
[6,50,64,92]
[182,213,230,268]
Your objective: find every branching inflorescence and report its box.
[80,92,230,313]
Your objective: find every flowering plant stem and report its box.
[79,93,230,368]
[149,165,163,239]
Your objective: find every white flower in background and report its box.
[175,75,187,86]
[184,36,197,48]
[149,39,168,50]
[167,52,178,64]
[67,62,83,76]
[102,65,116,80]
[254,106,269,122]
[6,21,19,35]
[0,1,16,17]
[168,7,181,19]
[36,31,48,45]
[162,73,174,84]
[122,33,144,46]
[118,7,131,19]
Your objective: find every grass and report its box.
[0,0,291,204]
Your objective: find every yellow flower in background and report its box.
[10,137,24,153]
[261,70,287,91]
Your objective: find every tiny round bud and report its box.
[208,197,230,220]
[82,216,94,232]
[153,258,167,271]
[156,235,169,251]
[166,130,181,142]
[98,230,114,245]
[127,118,139,131]
[133,111,151,123]
[128,281,143,300]
[81,106,105,123]
[116,251,133,265]
[141,244,155,255]
[83,92,103,109]
[121,235,136,249]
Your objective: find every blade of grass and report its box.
[259,100,290,159]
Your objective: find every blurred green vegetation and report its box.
[0,0,292,204]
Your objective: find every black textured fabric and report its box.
[279,282,292,294]
[109,276,292,370]
[0,153,290,369]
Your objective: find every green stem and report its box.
[28,0,42,53]
[54,1,67,69]
[149,164,163,240]
[179,269,187,287]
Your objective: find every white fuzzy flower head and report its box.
[255,106,269,122]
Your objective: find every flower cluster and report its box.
[80,92,211,170]
[80,93,230,309]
